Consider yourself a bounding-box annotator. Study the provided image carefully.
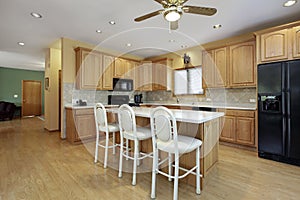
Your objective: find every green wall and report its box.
[0,67,45,114]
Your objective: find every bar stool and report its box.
[118,104,153,186]
[94,103,120,168]
[150,106,202,200]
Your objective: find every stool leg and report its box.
[173,153,179,200]
[126,139,129,160]
[118,136,124,178]
[151,149,158,199]
[132,139,138,186]
[196,147,201,194]
[94,131,99,163]
[113,132,116,155]
[168,153,172,181]
[104,131,109,168]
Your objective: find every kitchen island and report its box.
[107,106,224,187]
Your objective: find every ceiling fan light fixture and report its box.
[164,10,181,22]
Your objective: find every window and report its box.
[174,67,203,95]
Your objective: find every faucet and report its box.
[176,98,180,103]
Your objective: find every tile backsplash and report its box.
[145,88,256,105]
[64,83,256,106]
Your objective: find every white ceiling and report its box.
[1,0,300,71]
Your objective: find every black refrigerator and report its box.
[258,59,300,166]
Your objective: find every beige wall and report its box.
[147,45,204,69]
[44,48,61,131]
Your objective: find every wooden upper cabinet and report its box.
[260,29,289,62]
[202,50,215,88]
[152,59,168,91]
[136,61,152,91]
[292,26,300,58]
[202,47,227,88]
[229,41,256,87]
[214,47,227,87]
[124,60,135,79]
[102,54,114,90]
[75,47,103,90]
[114,58,126,78]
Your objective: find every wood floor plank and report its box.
[1,117,300,199]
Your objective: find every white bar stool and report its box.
[118,104,153,186]
[94,103,120,168]
[150,106,202,200]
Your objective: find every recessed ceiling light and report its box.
[18,42,25,46]
[181,45,188,49]
[169,39,176,43]
[30,12,42,18]
[96,30,102,33]
[126,43,132,47]
[109,21,116,25]
[213,24,222,29]
[283,0,297,7]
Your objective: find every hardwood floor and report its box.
[1,117,300,200]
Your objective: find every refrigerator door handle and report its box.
[286,92,291,157]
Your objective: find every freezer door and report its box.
[258,112,285,156]
[257,62,283,94]
[287,60,300,160]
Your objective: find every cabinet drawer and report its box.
[221,109,255,118]
[75,108,94,115]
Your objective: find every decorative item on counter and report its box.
[78,99,87,106]
[183,53,190,66]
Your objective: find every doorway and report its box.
[22,80,42,117]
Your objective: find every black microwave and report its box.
[112,78,133,91]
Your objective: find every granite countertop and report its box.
[65,104,118,109]
[141,102,257,110]
[64,102,256,111]
[107,107,224,124]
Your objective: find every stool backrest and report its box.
[118,104,136,135]
[94,103,108,131]
[150,106,178,152]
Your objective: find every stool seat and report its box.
[99,123,119,133]
[123,127,152,141]
[157,135,202,154]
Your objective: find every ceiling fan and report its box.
[134,0,217,30]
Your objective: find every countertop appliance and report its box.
[134,94,143,103]
[258,60,300,166]
[108,95,129,105]
[112,78,133,91]
[107,95,140,107]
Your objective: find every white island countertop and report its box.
[107,107,224,124]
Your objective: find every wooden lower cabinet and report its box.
[66,107,96,144]
[219,109,255,147]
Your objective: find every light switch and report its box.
[13,94,18,98]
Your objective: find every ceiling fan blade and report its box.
[153,0,168,6]
[170,20,178,30]
[134,10,164,22]
[183,5,217,16]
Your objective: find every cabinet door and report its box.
[76,49,102,90]
[220,116,236,142]
[75,114,96,141]
[292,26,300,58]
[102,55,114,90]
[202,50,215,88]
[229,41,256,87]
[114,58,126,78]
[137,62,152,91]
[153,60,167,90]
[236,117,255,146]
[214,47,227,87]
[124,60,134,79]
[261,29,289,62]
